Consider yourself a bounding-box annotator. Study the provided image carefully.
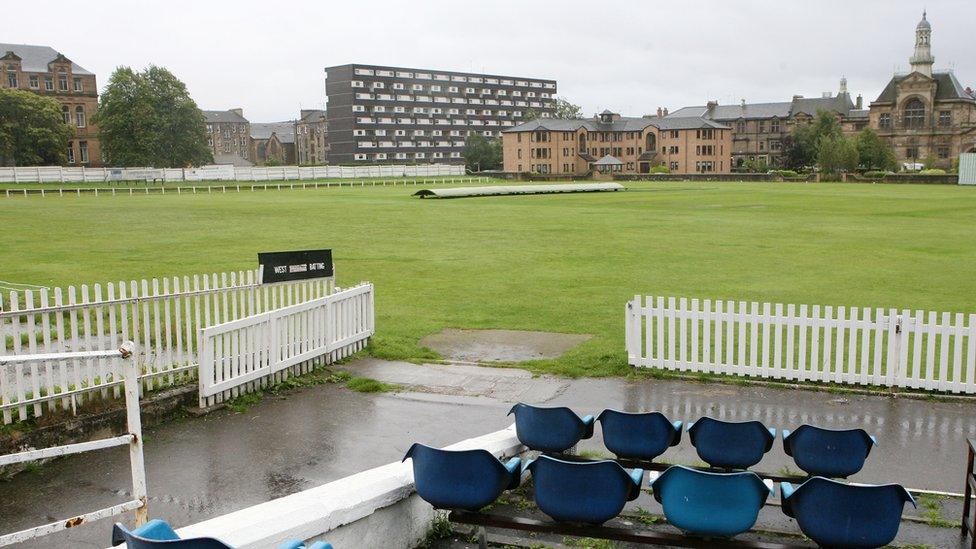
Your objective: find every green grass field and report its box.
[2,181,975,376]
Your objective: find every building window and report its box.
[29,75,38,88]
[66,142,75,163]
[669,161,679,171]
[62,105,70,124]
[879,113,891,129]
[906,147,918,159]
[44,76,53,90]
[75,106,86,127]
[58,72,68,91]
[736,120,745,133]
[73,77,82,92]
[6,68,16,88]
[79,141,89,163]
[770,119,780,133]
[903,98,925,129]
[938,146,950,159]
[938,110,951,127]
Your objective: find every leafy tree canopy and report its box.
[522,96,583,121]
[0,88,74,166]
[93,66,212,167]
[855,128,897,171]
[463,133,502,171]
[783,110,843,169]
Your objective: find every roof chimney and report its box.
[856,94,863,109]
[741,98,746,107]
[230,108,244,117]
[822,92,832,98]
[792,95,803,101]
[663,107,669,116]
[706,100,718,113]
[657,107,663,117]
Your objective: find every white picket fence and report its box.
[0,163,465,184]
[0,270,334,424]
[198,283,374,407]
[626,295,976,394]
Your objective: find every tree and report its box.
[0,88,74,166]
[817,134,859,177]
[855,128,897,171]
[522,96,582,121]
[94,66,212,167]
[463,134,502,171]
[782,110,843,170]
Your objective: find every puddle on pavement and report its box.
[419,328,591,362]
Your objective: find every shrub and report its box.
[919,168,947,175]
[649,165,670,174]
[862,170,889,179]
[770,170,798,178]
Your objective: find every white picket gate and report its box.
[0,270,333,424]
[198,283,374,407]
[626,295,976,394]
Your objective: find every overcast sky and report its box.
[6,0,975,122]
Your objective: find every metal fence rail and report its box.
[0,270,333,424]
[0,343,147,546]
[198,283,374,407]
[626,295,976,394]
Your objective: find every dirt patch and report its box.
[420,329,591,362]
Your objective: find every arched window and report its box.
[62,105,70,124]
[75,106,85,128]
[904,98,925,128]
[646,132,656,152]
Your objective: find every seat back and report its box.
[786,424,874,478]
[403,443,508,511]
[526,455,633,525]
[784,477,914,549]
[508,403,584,452]
[651,466,771,537]
[112,521,232,548]
[597,410,675,460]
[688,417,773,469]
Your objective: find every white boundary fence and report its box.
[1,177,491,198]
[626,295,976,394]
[0,343,148,546]
[198,283,374,407]
[0,270,333,425]
[0,163,464,184]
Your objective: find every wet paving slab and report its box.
[2,358,975,548]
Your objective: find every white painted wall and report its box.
[170,425,523,549]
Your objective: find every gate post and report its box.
[121,341,148,525]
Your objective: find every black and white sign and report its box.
[258,249,334,283]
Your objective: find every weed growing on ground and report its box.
[225,392,263,413]
[420,515,453,547]
[563,537,615,549]
[345,376,399,393]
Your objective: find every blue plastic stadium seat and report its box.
[524,455,643,525]
[402,443,521,511]
[508,403,595,453]
[782,424,876,478]
[596,409,682,461]
[650,465,772,537]
[687,417,776,469]
[111,519,332,549]
[781,477,915,548]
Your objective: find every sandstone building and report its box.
[502,110,731,176]
[1,43,101,166]
[868,12,976,167]
[296,109,328,165]
[203,108,252,166]
[250,122,296,165]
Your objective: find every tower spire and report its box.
[910,10,934,77]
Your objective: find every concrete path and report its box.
[2,358,974,548]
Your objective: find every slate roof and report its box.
[251,122,296,143]
[873,72,975,103]
[669,94,858,121]
[594,155,623,166]
[0,43,93,75]
[203,110,249,124]
[847,109,870,119]
[299,109,327,123]
[503,114,728,133]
